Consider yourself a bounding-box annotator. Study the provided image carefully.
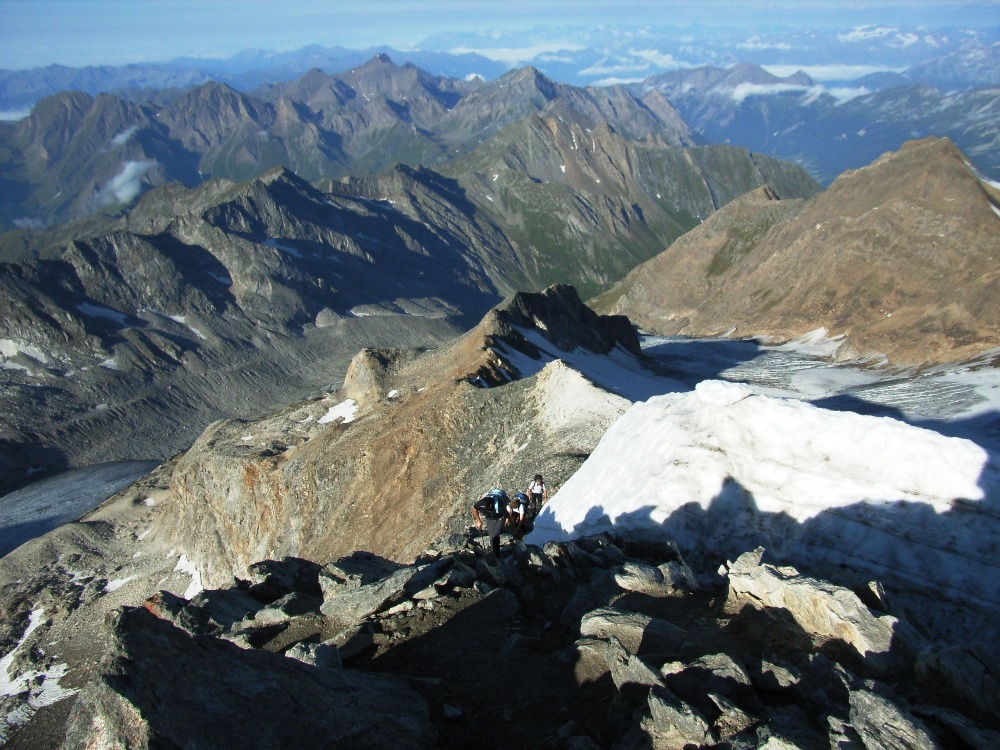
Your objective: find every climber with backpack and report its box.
[509,492,529,538]
[471,488,512,557]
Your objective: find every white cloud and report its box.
[825,86,871,104]
[893,32,920,48]
[721,81,869,106]
[630,48,690,70]
[449,42,585,66]
[578,60,650,77]
[110,125,139,146]
[95,160,157,207]
[0,109,30,121]
[725,82,812,103]
[738,36,792,51]
[837,25,898,43]
[592,77,646,87]
[762,63,906,81]
[13,217,45,230]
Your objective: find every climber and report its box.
[472,488,511,556]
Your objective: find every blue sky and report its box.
[2,0,998,70]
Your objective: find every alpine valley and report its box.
[1,47,999,750]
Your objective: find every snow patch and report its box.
[529,382,1000,610]
[318,399,358,425]
[263,238,304,258]
[104,574,138,593]
[0,339,49,364]
[767,327,846,358]
[174,554,203,600]
[0,608,78,742]
[78,302,131,326]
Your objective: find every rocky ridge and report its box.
[596,137,1000,367]
[2,285,999,747]
[6,510,999,748]
[0,163,522,496]
[160,284,641,589]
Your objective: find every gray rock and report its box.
[643,685,714,748]
[186,587,265,633]
[757,705,829,750]
[573,638,612,685]
[326,624,376,661]
[253,591,322,626]
[912,704,1000,749]
[437,561,477,590]
[660,653,756,731]
[475,556,506,587]
[219,623,289,650]
[848,684,941,750]
[614,561,669,595]
[61,606,437,750]
[320,565,418,624]
[319,552,404,596]
[285,641,341,669]
[708,692,756,741]
[246,557,322,601]
[748,657,802,691]
[560,569,624,629]
[604,636,665,696]
[725,553,900,674]
[827,716,865,749]
[579,607,686,656]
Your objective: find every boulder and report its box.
[285,641,341,669]
[61,607,437,749]
[848,684,940,750]
[604,636,664,698]
[725,550,900,673]
[579,607,687,656]
[246,556,322,601]
[253,591,323,626]
[661,653,753,705]
[318,556,453,625]
[643,685,714,748]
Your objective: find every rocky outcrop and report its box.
[51,531,1000,750]
[62,606,437,750]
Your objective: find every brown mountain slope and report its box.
[596,137,1000,366]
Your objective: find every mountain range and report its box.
[0,115,816,497]
[3,24,997,113]
[634,62,1000,185]
[2,282,999,748]
[0,56,820,231]
[3,47,999,233]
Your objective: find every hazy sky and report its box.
[2,0,998,70]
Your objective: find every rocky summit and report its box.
[596,137,1000,366]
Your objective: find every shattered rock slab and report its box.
[724,547,901,673]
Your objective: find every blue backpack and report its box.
[484,489,509,519]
